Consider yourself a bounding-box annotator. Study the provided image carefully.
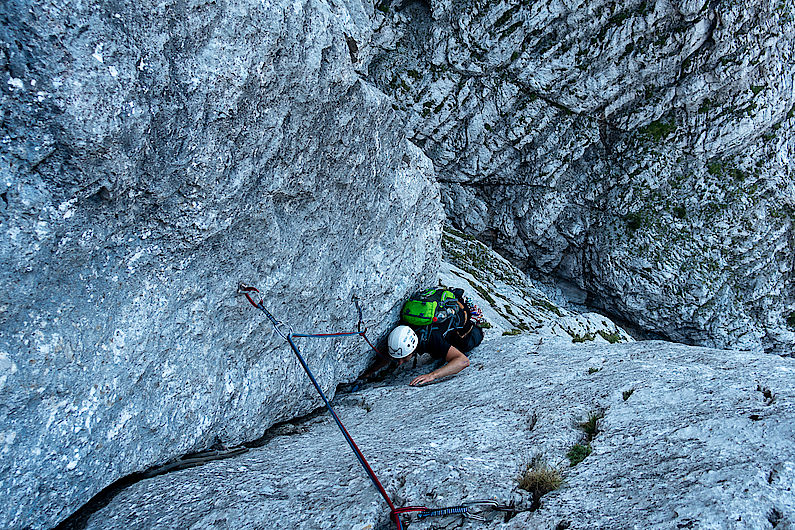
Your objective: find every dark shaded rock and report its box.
[369,0,795,354]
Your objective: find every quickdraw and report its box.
[238,283,403,528]
[418,499,518,521]
[394,499,518,522]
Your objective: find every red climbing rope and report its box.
[238,284,403,529]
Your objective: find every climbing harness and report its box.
[238,284,403,528]
[463,296,487,326]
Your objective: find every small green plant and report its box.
[579,410,604,442]
[706,160,746,180]
[587,367,600,375]
[518,455,564,510]
[566,444,592,466]
[597,330,622,343]
[706,160,723,176]
[471,283,496,306]
[698,98,712,114]
[625,212,644,234]
[571,332,596,343]
[608,11,630,26]
[622,388,635,401]
[672,205,687,219]
[495,4,519,26]
[639,118,676,141]
[502,328,522,336]
[787,312,795,329]
[532,299,563,316]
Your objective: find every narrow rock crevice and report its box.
[55,407,330,530]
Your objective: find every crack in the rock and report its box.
[676,9,719,82]
[55,406,329,530]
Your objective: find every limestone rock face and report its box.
[79,337,795,530]
[61,246,795,529]
[441,227,633,343]
[368,0,795,354]
[0,0,442,527]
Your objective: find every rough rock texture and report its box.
[0,1,442,527]
[69,246,794,529]
[441,227,633,343]
[4,0,795,527]
[80,337,795,529]
[368,0,795,354]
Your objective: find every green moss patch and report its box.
[639,119,676,141]
[566,444,592,466]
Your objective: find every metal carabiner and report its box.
[461,499,518,520]
[459,500,495,521]
[238,283,263,308]
[273,320,294,341]
[351,294,364,332]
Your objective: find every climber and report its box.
[361,288,485,386]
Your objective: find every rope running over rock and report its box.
[238,284,404,529]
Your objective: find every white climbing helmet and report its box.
[388,325,418,359]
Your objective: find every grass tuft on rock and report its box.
[578,410,604,442]
[518,455,564,510]
[639,118,676,141]
[571,332,596,343]
[597,330,623,343]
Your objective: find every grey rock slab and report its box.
[440,228,633,344]
[368,0,795,354]
[84,337,795,529]
[0,0,441,527]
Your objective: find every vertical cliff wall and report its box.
[369,0,795,353]
[3,0,794,526]
[0,0,442,527]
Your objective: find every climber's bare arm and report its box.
[410,346,469,386]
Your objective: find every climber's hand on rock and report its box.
[410,373,435,386]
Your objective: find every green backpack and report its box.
[400,288,460,327]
